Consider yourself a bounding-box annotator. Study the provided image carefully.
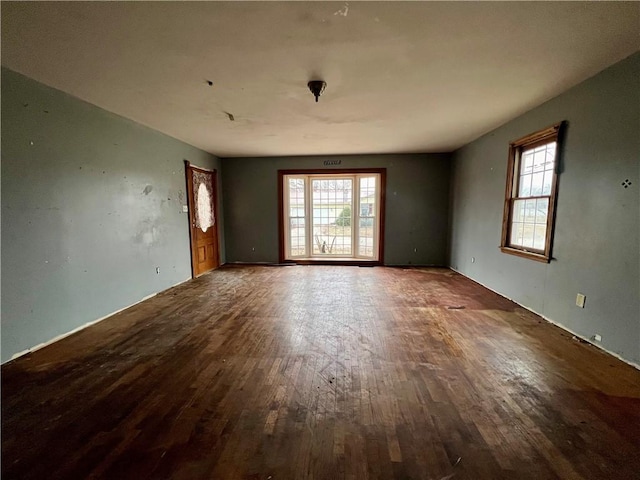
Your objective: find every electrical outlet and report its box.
[471,257,475,263]
[156,267,160,274]
[182,205,188,213]
[576,293,586,308]
[593,334,602,342]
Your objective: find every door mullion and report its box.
[305,176,312,258]
[353,175,360,258]
[284,177,290,258]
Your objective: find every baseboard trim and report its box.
[222,262,296,267]
[385,264,449,268]
[6,276,193,364]
[449,267,640,372]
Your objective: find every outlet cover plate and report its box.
[576,293,586,308]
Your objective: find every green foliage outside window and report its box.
[335,206,351,226]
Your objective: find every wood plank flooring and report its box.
[2,266,640,480]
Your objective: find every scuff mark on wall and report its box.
[334,2,349,17]
[142,185,154,195]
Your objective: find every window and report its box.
[500,123,564,262]
[279,169,385,263]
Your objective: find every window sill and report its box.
[500,246,550,263]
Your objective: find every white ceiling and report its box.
[2,1,638,158]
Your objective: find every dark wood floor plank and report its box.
[2,266,640,479]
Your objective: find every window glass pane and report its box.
[358,212,375,257]
[289,218,305,256]
[513,199,526,223]
[515,145,551,249]
[511,222,524,246]
[519,174,532,197]
[521,152,534,175]
[524,199,536,223]
[360,177,373,189]
[545,143,556,170]
[533,147,547,172]
[535,198,548,224]
[531,172,544,196]
[521,224,535,248]
[358,237,373,257]
[533,224,547,250]
[542,170,552,195]
[289,179,304,200]
[360,204,373,216]
[360,176,376,217]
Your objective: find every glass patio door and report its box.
[311,177,353,256]
[283,172,381,261]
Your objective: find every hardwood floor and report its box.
[2,266,640,480]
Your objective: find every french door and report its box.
[281,170,384,262]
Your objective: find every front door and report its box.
[185,161,219,277]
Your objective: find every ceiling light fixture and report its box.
[308,80,326,102]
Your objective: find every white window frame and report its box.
[282,172,382,261]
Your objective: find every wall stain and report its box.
[134,220,162,247]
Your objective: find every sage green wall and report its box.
[450,53,640,365]
[1,68,224,363]
[222,154,451,266]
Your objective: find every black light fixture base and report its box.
[308,80,327,102]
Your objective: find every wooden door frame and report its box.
[278,168,386,265]
[185,160,220,277]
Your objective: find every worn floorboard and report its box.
[2,266,640,479]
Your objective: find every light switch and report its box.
[576,293,586,308]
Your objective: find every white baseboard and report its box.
[7,276,192,363]
[449,267,640,372]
